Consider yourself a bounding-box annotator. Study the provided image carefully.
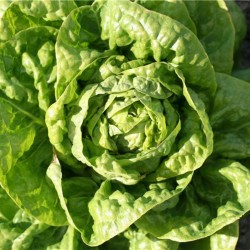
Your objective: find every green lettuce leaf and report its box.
[135,0,236,74]
[124,222,238,250]
[0,26,58,113]
[184,0,235,74]
[0,26,66,226]
[55,1,216,99]
[225,0,247,54]
[233,68,250,83]
[135,160,250,242]
[0,185,67,250]
[180,222,239,250]
[1,0,250,249]
[0,183,19,223]
[134,0,196,34]
[125,228,179,250]
[211,73,250,159]
[0,0,12,18]
[0,3,47,43]
[45,0,218,245]
[0,99,66,226]
[0,0,93,44]
[47,158,193,246]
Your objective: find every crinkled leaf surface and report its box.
[47,159,193,246]
[0,26,66,226]
[0,26,58,113]
[1,0,250,249]
[0,184,68,250]
[48,0,214,183]
[0,100,66,226]
[55,1,216,98]
[135,160,250,242]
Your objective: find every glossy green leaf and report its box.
[55,1,216,98]
[180,222,239,250]
[0,26,58,113]
[136,160,250,242]
[47,159,193,246]
[1,0,250,248]
[0,25,67,226]
[0,3,47,43]
[0,99,66,226]
[125,228,179,250]
[184,0,235,73]
[211,73,250,159]
[135,0,196,34]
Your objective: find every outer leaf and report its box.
[0,24,66,226]
[136,160,250,242]
[47,159,193,246]
[0,0,12,18]
[125,229,179,250]
[100,0,216,98]
[179,222,239,250]
[55,5,114,98]
[184,0,235,73]
[0,185,67,250]
[0,98,66,226]
[124,222,238,250]
[135,0,196,34]
[225,0,247,54]
[0,3,47,43]
[0,26,58,113]
[210,73,250,159]
[15,0,79,22]
[233,68,250,83]
[0,217,67,250]
[0,185,19,223]
[0,0,92,43]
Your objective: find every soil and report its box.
[236,1,250,68]
[237,216,250,250]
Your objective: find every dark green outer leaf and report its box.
[233,68,250,83]
[225,0,247,54]
[184,0,235,74]
[211,73,250,159]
